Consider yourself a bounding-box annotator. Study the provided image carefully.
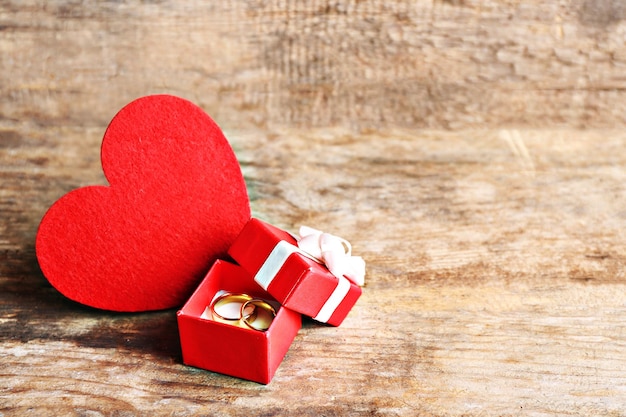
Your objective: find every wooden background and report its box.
[2,0,626,415]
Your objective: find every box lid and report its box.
[228,218,363,326]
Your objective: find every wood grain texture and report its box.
[2,0,626,131]
[3,126,626,416]
[3,1,626,416]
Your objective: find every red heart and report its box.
[36,95,251,312]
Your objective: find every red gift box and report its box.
[176,259,301,384]
[228,218,362,327]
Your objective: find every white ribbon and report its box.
[254,240,301,291]
[296,226,365,287]
[313,275,351,323]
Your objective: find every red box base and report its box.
[177,260,301,384]
[228,218,362,327]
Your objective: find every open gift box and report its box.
[228,218,362,327]
[176,259,301,384]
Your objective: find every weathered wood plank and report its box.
[3,1,626,415]
[2,0,626,131]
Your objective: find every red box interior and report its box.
[177,260,301,384]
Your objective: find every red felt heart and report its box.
[36,95,251,312]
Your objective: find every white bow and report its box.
[296,226,365,287]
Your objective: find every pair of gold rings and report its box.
[210,292,276,331]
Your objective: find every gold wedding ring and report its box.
[210,292,276,331]
[241,299,276,331]
[211,293,253,322]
